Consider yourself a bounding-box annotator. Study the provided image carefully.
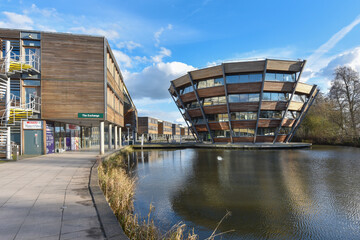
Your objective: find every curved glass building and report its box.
[169,59,319,143]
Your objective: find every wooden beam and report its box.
[188,72,214,143]
[253,59,268,143]
[222,63,233,143]
[273,60,306,143]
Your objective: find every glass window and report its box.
[21,32,41,40]
[23,80,40,86]
[198,81,207,89]
[257,127,276,136]
[239,74,249,83]
[279,127,291,134]
[249,94,259,102]
[233,128,255,137]
[229,94,239,103]
[23,40,40,47]
[249,74,262,82]
[226,75,239,84]
[214,78,224,86]
[275,73,284,81]
[207,79,215,87]
[266,73,276,81]
[218,96,226,105]
[284,73,295,82]
[239,94,248,102]
[262,92,271,101]
[270,93,278,101]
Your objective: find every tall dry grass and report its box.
[98,153,232,240]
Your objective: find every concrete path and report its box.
[0,151,105,240]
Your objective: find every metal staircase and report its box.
[0,39,41,159]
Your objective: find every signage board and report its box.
[78,113,103,118]
[23,121,43,129]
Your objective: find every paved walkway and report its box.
[0,151,105,240]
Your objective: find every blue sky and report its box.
[1,0,360,125]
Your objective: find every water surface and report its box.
[127,146,360,239]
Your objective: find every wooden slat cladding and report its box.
[288,102,304,111]
[173,75,191,88]
[256,136,275,142]
[198,86,225,98]
[195,124,207,132]
[261,101,287,110]
[229,102,259,112]
[263,82,294,92]
[266,60,302,72]
[213,137,231,143]
[0,29,20,38]
[107,106,123,126]
[41,33,104,82]
[180,92,196,103]
[275,135,287,142]
[282,119,295,127]
[258,119,281,128]
[188,109,202,118]
[295,82,313,95]
[41,80,104,119]
[233,137,255,142]
[107,69,122,101]
[227,82,262,94]
[204,105,228,114]
[224,61,265,74]
[231,120,256,128]
[191,65,223,80]
[208,122,230,130]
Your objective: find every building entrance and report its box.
[24,130,44,155]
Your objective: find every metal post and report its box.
[5,41,11,159]
[114,125,118,149]
[100,121,104,154]
[6,127,11,160]
[108,124,112,150]
[222,63,234,143]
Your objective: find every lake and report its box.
[126,146,360,239]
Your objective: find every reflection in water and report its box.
[127,146,360,239]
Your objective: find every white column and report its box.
[108,124,112,150]
[100,121,104,154]
[119,127,122,148]
[114,125,118,149]
[5,41,11,159]
[6,127,11,160]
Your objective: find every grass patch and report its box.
[98,151,232,240]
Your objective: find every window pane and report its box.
[239,94,248,102]
[214,78,224,86]
[263,92,271,101]
[207,79,214,87]
[218,96,226,104]
[23,80,40,86]
[266,73,276,81]
[249,74,262,82]
[229,94,239,103]
[226,75,239,84]
[239,74,249,83]
[271,93,279,101]
[198,81,207,89]
[275,73,284,81]
[249,94,259,102]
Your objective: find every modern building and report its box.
[158,120,172,136]
[138,116,158,139]
[0,28,136,157]
[169,59,319,143]
[172,124,181,136]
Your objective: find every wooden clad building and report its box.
[169,59,319,143]
[138,117,158,135]
[158,120,172,135]
[0,28,136,155]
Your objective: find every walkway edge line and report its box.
[89,148,130,240]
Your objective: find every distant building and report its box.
[172,124,181,136]
[158,120,172,136]
[138,117,158,139]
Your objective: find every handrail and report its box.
[0,48,40,73]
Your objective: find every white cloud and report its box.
[25,4,58,18]
[112,50,132,68]
[0,11,33,29]
[154,24,173,46]
[117,41,142,51]
[151,47,172,63]
[125,61,196,99]
[137,108,185,125]
[69,26,120,40]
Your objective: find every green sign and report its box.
[78,113,104,118]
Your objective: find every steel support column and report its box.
[273,60,306,143]
[114,125,118,149]
[169,82,199,141]
[288,89,319,142]
[222,63,234,143]
[285,85,317,142]
[188,72,214,143]
[100,121,105,154]
[108,123,112,149]
[253,59,268,143]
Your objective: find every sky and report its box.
[1,0,360,125]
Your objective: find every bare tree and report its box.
[329,66,360,137]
